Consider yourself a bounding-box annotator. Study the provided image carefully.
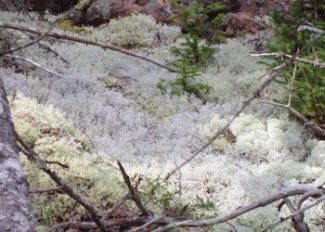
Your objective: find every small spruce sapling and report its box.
[157,1,225,101]
[266,0,325,125]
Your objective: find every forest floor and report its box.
[0,10,324,231]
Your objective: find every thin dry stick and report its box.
[297,189,323,209]
[260,195,325,232]
[130,216,163,232]
[6,55,64,78]
[45,160,69,169]
[24,32,69,64]
[0,23,177,73]
[284,198,309,232]
[251,52,325,68]
[0,24,54,56]
[29,186,63,194]
[152,186,320,232]
[258,100,325,138]
[117,161,153,217]
[288,60,298,107]
[104,194,131,218]
[16,133,107,232]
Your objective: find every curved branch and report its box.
[0,23,177,73]
[152,186,320,232]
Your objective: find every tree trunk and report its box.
[0,77,35,232]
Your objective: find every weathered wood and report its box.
[0,77,35,232]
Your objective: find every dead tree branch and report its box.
[16,133,107,232]
[152,186,323,232]
[5,54,64,78]
[251,53,325,68]
[0,23,177,73]
[258,100,325,138]
[29,186,63,194]
[117,161,153,217]
[104,194,131,218]
[260,195,325,232]
[0,24,54,56]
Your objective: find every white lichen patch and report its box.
[85,13,180,48]
[1,10,324,231]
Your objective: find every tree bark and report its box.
[0,77,34,232]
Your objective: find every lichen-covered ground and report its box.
[1,11,324,231]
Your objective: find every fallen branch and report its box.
[104,194,131,218]
[5,55,64,78]
[260,195,325,232]
[0,23,177,73]
[51,216,166,230]
[29,186,63,194]
[130,216,163,232]
[251,52,325,68]
[152,186,321,232]
[117,161,153,217]
[258,100,325,138]
[0,25,54,56]
[45,160,69,169]
[16,132,106,232]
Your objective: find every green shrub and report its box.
[171,0,225,42]
[267,0,325,124]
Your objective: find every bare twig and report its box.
[288,60,298,107]
[130,216,163,232]
[104,194,131,218]
[258,100,325,138]
[260,195,325,232]
[51,217,166,230]
[23,32,69,64]
[0,23,177,73]
[284,198,309,232]
[152,186,320,232]
[16,132,106,232]
[45,160,69,169]
[297,189,323,209]
[6,55,64,78]
[0,25,54,56]
[29,186,63,194]
[117,161,153,217]
[251,52,325,68]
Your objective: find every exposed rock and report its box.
[226,12,267,34]
[68,0,172,26]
